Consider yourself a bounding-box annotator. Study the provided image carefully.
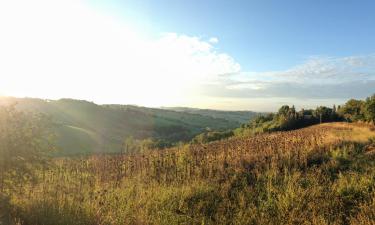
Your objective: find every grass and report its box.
[4,122,375,224]
[324,122,375,144]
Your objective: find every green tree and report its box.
[0,105,55,191]
[364,94,375,123]
[338,99,365,122]
[290,105,297,119]
[331,104,337,120]
[314,106,333,123]
[278,105,290,117]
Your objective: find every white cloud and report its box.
[0,0,373,111]
[0,0,240,107]
[209,37,219,44]
[273,55,375,83]
[202,55,375,109]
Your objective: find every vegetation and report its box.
[235,105,336,136]
[233,94,375,138]
[122,136,174,154]
[0,97,243,156]
[0,105,54,190]
[163,107,261,124]
[2,123,375,225]
[338,94,375,123]
[0,105,55,224]
[1,94,375,224]
[191,129,234,144]
[190,95,375,144]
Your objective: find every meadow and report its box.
[2,122,375,225]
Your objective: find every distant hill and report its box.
[0,97,246,155]
[162,107,260,124]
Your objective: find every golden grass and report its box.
[320,122,375,144]
[5,122,375,225]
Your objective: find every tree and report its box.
[331,104,336,119]
[0,105,55,191]
[314,106,333,123]
[278,105,290,117]
[339,99,365,122]
[299,108,305,118]
[290,105,297,119]
[364,94,375,123]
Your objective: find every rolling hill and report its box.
[0,97,256,155]
[162,107,261,124]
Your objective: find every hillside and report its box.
[5,122,375,224]
[0,97,243,155]
[163,107,260,124]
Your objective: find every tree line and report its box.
[193,94,375,143]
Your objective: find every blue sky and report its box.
[93,0,375,71]
[0,0,374,111]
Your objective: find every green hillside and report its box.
[0,97,244,155]
[163,107,260,124]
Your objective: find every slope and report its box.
[163,107,260,124]
[0,97,243,155]
[9,122,375,224]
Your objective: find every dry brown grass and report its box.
[321,122,375,144]
[6,122,375,225]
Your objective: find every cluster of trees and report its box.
[239,105,338,133]
[339,95,375,122]
[238,94,375,135]
[187,94,375,144]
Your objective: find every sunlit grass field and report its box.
[2,123,375,225]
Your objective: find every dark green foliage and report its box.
[364,94,375,122]
[314,106,334,123]
[339,99,366,122]
[235,94,375,137]
[236,105,335,135]
[337,95,375,124]
[248,113,274,127]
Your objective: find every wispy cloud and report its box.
[277,55,375,82]
[206,55,375,101]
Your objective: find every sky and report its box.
[0,0,374,111]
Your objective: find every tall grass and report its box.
[5,123,375,225]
